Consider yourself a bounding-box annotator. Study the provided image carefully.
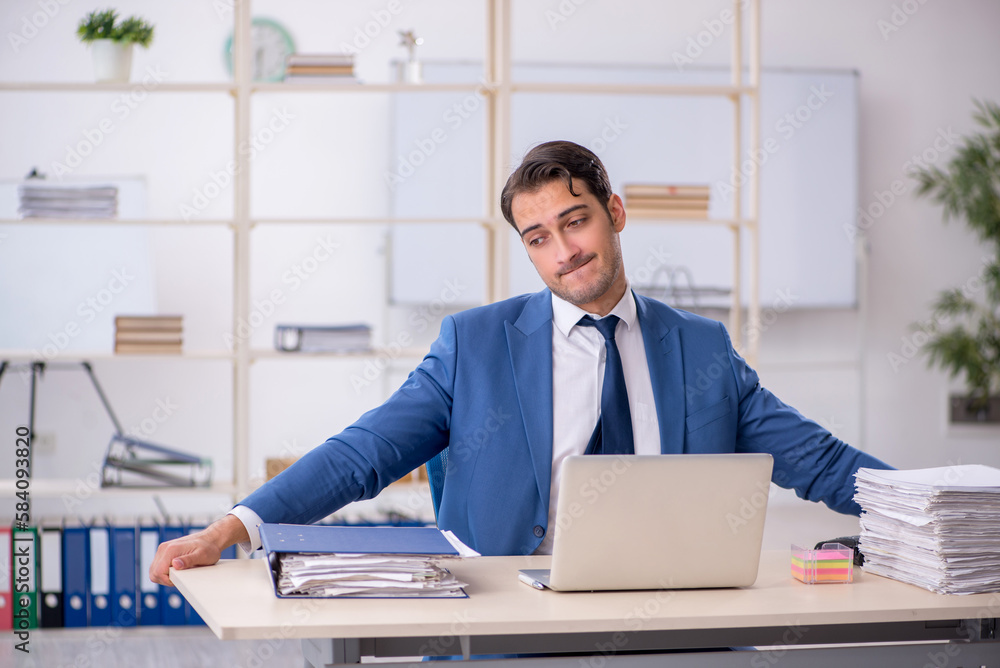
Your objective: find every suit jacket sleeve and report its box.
[237,317,459,525]
[722,324,892,515]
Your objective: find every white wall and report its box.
[1,0,998,520]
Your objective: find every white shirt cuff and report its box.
[228,505,264,554]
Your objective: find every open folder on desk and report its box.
[259,523,477,599]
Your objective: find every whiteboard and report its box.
[389,64,858,308]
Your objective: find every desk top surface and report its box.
[172,551,1000,641]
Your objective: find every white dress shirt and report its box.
[536,284,659,553]
[230,284,660,555]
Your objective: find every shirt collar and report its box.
[551,281,637,338]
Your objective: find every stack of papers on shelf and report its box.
[856,465,1000,595]
[18,182,118,218]
[274,323,372,353]
[260,523,478,598]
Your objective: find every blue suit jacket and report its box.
[241,290,890,555]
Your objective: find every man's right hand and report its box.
[149,513,249,587]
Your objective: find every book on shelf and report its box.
[626,207,710,219]
[115,315,183,331]
[274,323,372,353]
[114,330,184,344]
[18,182,118,219]
[283,74,360,84]
[624,195,710,207]
[113,343,184,354]
[286,65,355,76]
[623,183,711,198]
[286,53,355,67]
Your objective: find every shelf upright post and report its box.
[232,0,253,501]
[485,0,512,303]
[746,0,762,365]
[729,0,744,352]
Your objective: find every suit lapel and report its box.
[505,290,554,510]
[635,294,686,454]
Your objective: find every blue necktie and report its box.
[577,315,635,456]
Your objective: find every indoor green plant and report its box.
[77,9,155,82]
[912,99,1000,421]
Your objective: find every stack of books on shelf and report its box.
[274,323,372,353]
[114,315,183,354]
[623,183,710,219]
[856,465,1000,595]
[17,183,118,219]
[284,53,357,84]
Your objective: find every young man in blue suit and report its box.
[151,141,890,585]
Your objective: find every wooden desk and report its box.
[173,551,1000,667]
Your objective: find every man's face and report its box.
[512,179,627,315]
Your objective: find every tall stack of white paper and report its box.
[856,465,1000,595]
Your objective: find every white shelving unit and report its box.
[0,0,760,508]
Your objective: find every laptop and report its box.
[518,453,774,591]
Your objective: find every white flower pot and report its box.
[90,41,134,83]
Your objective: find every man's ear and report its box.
[608,193,626,233]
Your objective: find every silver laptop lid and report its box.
[547,453,773,591]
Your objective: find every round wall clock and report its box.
[224,17,295,82]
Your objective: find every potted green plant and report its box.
[77,9,154,83]
[912,99,1000,423]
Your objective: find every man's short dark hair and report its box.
[500,141,613,231]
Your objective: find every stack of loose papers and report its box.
[260,523,478,598]
[856,465,1000,595]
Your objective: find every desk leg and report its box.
[302,638,360,668]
